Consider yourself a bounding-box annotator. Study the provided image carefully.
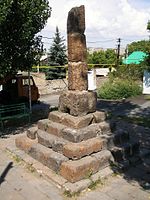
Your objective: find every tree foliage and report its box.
[48,27,67,66]
[147,20,150,31]
[87,49,116,66]
[0,0,51,78]
[128,40,150,55]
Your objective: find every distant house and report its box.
[122,51,148,65]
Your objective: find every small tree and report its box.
[147,20,150,32]
[48,27,67,66]
[0,0,51,78]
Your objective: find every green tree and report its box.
[105,49,116,64]
[87,49,116,66]
[147,20,150,31]
[128,40,150,54]
[0,0,51,78]
[48,26,67,65]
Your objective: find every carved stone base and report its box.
[59,90,97,116]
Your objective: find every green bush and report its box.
[110,64,143,81]
[97,79,142,100]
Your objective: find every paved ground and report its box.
[0,94,150,200]
[0,136,149,200]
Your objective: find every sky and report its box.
[40,0,150,50]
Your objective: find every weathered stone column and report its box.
[67,5,88,90]
[59,5,97,116]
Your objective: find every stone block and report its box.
[63,179,91,194]
[62,128,79,142]
[78,124,102,141]
[49,110,94,129]
[92,150,114,169]
[38,119,49,131]
[62,123,100,143]
[67,5,85,34]
[15,135,37,153]
[28,143,68,173]
[26,127,38,140]
[91,167,113,183]
[37,130,67,153]
[48,111,64,123]
[46,121,66,137]
[100,135,115,149]
[98,121,112,134]
[63,138,106,159]
[92,111,106,123]
[68,62,88,90]
[59,90,97,116]
[59,91,97,116]
[60,156,99,183]
[62,114,93,129]
[68,35,87,62]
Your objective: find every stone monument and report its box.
[59,5,97,116]
[15,5,140,193]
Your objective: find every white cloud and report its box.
[41,0,150,48]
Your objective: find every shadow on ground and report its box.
[97,98,150,190]
[0,162,13,185]
[0,101,55,138]
[0,97,150,190]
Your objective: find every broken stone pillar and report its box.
[67,5,88,90]
[59,5,97,116]
[15,5,140,193]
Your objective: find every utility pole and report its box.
[125,45,128,59]
[116,38,121,68]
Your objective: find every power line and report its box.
[87,39,114,43]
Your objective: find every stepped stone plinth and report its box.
[15,5,141,193]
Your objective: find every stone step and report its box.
[27,127,38,140]
[28,143,68,173]
[38,119,67,137]
[49,111,94,129]
[46,121,67,137]
[62,121,115,143]
[37,130,68,153]
[60,150,113,183]
[63,137,106,159]
[110,140,140,162]
[38,119,50,131]
[15,135,38,153]
[62,124,100,143]
[49,110,107,129]
[101,130,130,148]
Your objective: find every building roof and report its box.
[123,51,147,64]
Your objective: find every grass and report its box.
[63,190,80,198]
[12,154,23,163]
[88,179,104,190]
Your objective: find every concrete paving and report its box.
[0,94,150,199]
[0,134,150,200]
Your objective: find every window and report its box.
[23,78,33,86]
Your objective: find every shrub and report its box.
[110,64,143,81]
[97,78,142,100]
